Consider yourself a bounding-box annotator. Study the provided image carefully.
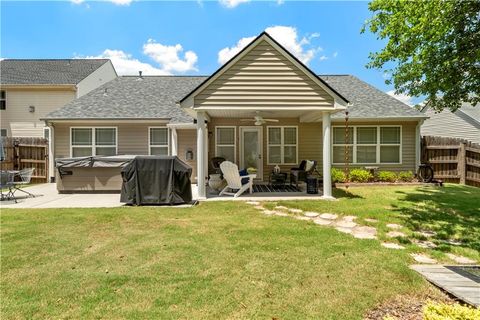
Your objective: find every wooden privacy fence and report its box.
[0,137,49,183]
[421,136,480,187]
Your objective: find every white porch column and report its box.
[322,112,334,199]
[170,128,178,156]
[196,112,207,199]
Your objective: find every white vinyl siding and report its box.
[70,127,117,157]
[267,126,298,165]
[215,126,236,162]
[149,127,169,155]
[333,126,402,165]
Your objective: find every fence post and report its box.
[458,142,466,184]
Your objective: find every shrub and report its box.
[398,171,414,182]
[378,171,397,183]
[423,301,480,320]
[331,168,347,183]
[348,168,372,183]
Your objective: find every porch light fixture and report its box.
[29,105,35,113]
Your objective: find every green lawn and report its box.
[1,184,478,319]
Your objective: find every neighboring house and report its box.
[421,103,480,144]
[0,59,117,138]
[43,32,427,198]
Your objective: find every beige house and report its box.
[0,59,117,138]
[44,32,427,198]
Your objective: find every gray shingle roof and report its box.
[44,76,207,123]
[44,74,425,123]
[0,59,110,85]
[319,75,425,119]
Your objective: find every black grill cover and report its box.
[120,156,192,205]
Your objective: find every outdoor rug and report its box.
[253,184,301,193]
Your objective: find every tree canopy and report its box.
[363,0,480,111]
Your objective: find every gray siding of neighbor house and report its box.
[53,122,197,191]
[195,40,334,109]
[421,108,480,144]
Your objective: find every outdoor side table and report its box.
[269,172,287,187]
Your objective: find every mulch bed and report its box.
[335,182,442,188]
[364,287,455,320]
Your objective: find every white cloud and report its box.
[83,49,169,75]
[319,55,328,61]
[71,0,132,5]
[80,39,198,76]
[276,0,285,5]
[387,90,414,106]
[333,51,338,58]
[217,26,320,65]
[143,39,198,73]
[219,0,250,8]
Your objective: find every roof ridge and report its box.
[1,58,109,61]
[119,75,209,78]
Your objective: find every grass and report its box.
[1,184,478,319]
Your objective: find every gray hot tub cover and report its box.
[120,156,192,205]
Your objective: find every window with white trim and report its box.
[267,126,297,165]
[71,127,117,157]
[333,126,401,164]
[149,127,169,155]
[215,127,236,162]
[0,91,6,110]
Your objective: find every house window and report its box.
[1,128,7,137]
[215,127,236,162]
[267,126,298,165]
[71,127,117,157]
[0,91,6,110]
[332,126,401,164]
[149,127,169,155]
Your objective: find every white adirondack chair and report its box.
[219,161,256,198]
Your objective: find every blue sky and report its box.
[1,0,416,104]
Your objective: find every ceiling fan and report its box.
[240,111,279,126]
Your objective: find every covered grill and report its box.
[120,156,192,205]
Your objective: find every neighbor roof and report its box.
[0,59,111,85]
[43,76,207,123]
[321,75,426,119]
[44,74,425,123]
[456,103,480,127]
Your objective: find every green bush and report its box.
[378,171,397,182]
[348,168,372,183]
[331,168,347,183]
[398,171,415,182]
[423,301,480,320]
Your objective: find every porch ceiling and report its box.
[204,109,329,122]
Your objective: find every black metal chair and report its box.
[12,168,35,198]
[0,170,16,202]
[290,160,318,188]
[210,157,226,174]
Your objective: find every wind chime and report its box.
[344,110,350,189]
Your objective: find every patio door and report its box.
[239,127,263,180]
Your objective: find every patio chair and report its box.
[210,156,226,174]
[219,161,255,198]
[12,168,35,198]
[290,160,318,188]
[0,170,16,203]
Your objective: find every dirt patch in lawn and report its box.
[364,287,454,320]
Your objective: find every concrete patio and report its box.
[1,183,328,208]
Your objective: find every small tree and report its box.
[363,0,480,111]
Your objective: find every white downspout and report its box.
[171,127,178,156]
[48,123,55,183]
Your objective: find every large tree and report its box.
[363,0,480,111]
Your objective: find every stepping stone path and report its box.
[343,216,357,222]
[444,239,463,246]
[335,227,353,234]
[411,253,437,264]
[416,230,437,238]
[246,201,260,206]
[382,242,405,250]
[275,205,289,211]
[262,210,276,215]
[313,218,332,225]
[446,253,476,264]
[253,206,264,211]
[413,240,437,249]
[351,226,377,239]
[295,216,312,221]
[364,218,378,223]
[387,231,407,238]
[335,219,357,229]
[386,223,403,230]
[288,208,303,214]
[319,213,337,220]
[275,211,289,217]
[304,211,319,218]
